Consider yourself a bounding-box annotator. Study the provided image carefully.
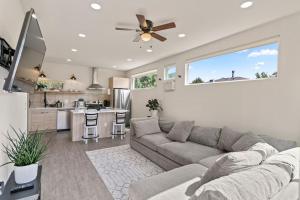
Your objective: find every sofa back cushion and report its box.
[189,126,221,148]
[217,127,245,152]
[232,133,265,152]
[159,119,175,133]
[132,118,161,138]
[200,151,263,186]
[195,164,292,200]
[259,134,298,152]
[167,121,195,142]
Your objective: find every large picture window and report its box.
[132,70,157,89]
[186,42,279,85]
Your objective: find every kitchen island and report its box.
[70,109,128,141]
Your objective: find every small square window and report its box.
[164,66,176,80]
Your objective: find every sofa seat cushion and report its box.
[129,164,207,200]
[135,132,172,151]
[198,153,227,168]
[157,142,224,165]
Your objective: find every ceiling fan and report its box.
[115,14,176,42]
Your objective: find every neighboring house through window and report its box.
[186,41,279,85]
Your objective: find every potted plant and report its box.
[146,99,163,117]
[1,128,48,184]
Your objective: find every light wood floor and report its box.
[41,131,129,200]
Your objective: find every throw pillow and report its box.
[232,133,265,152]
[264,147,300,180]
[159,119,175,133]
[248,142,278,161]
[189,126,221,148]
[132,118,161,138]
[200,151,263,186]
[167,121,195,142]
[194,164,291,200]
[217,126,245,152]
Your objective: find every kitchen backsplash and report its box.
[29,92,109,108]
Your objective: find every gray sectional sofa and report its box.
[129,117,299,200]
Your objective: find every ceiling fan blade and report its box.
[151,33,167,42]
[152,22,176,32]
[136,14,147,27]
[115,27,139,31]
[133,34,141,42]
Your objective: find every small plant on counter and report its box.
[1,127,48,184]
[36,82,47,91]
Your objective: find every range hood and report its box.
[87,67,105,90]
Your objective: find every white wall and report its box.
[0,92,27,183]
[0,0,27,184]
[127,13,300,144]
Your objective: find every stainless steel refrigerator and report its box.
[113,89,131,126]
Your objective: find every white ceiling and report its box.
[21,0,300,71]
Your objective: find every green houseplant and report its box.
[146,99,163,117]
[1,128,48,184]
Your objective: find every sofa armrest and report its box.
[130,117,155,137]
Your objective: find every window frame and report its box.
[131,69,158,90]
[185,37,280,86]
[164,65,176,80]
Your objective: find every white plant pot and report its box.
[14,163,38,184]
[150,110,158,118]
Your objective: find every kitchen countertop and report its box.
[71,108,128,114]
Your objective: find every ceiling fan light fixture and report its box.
[141,33,152,42]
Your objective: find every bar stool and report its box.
[112,112,126,140]
[82,109,99,144]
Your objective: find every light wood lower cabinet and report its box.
[29,109,57,132]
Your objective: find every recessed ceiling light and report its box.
[240,1,253,9]
[127,58,133,62]
[67,59,72,62]
[71,48,78,52]
[146,49,153,53]
[112,65,117,68]
[32,14,37,19]
[178,33,186,38]
[90,3,101,10]
[78,33,86,38]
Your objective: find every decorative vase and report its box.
[14,163,38,184]
[150,110,158,118]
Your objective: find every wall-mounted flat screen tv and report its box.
[3,8,46,93]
